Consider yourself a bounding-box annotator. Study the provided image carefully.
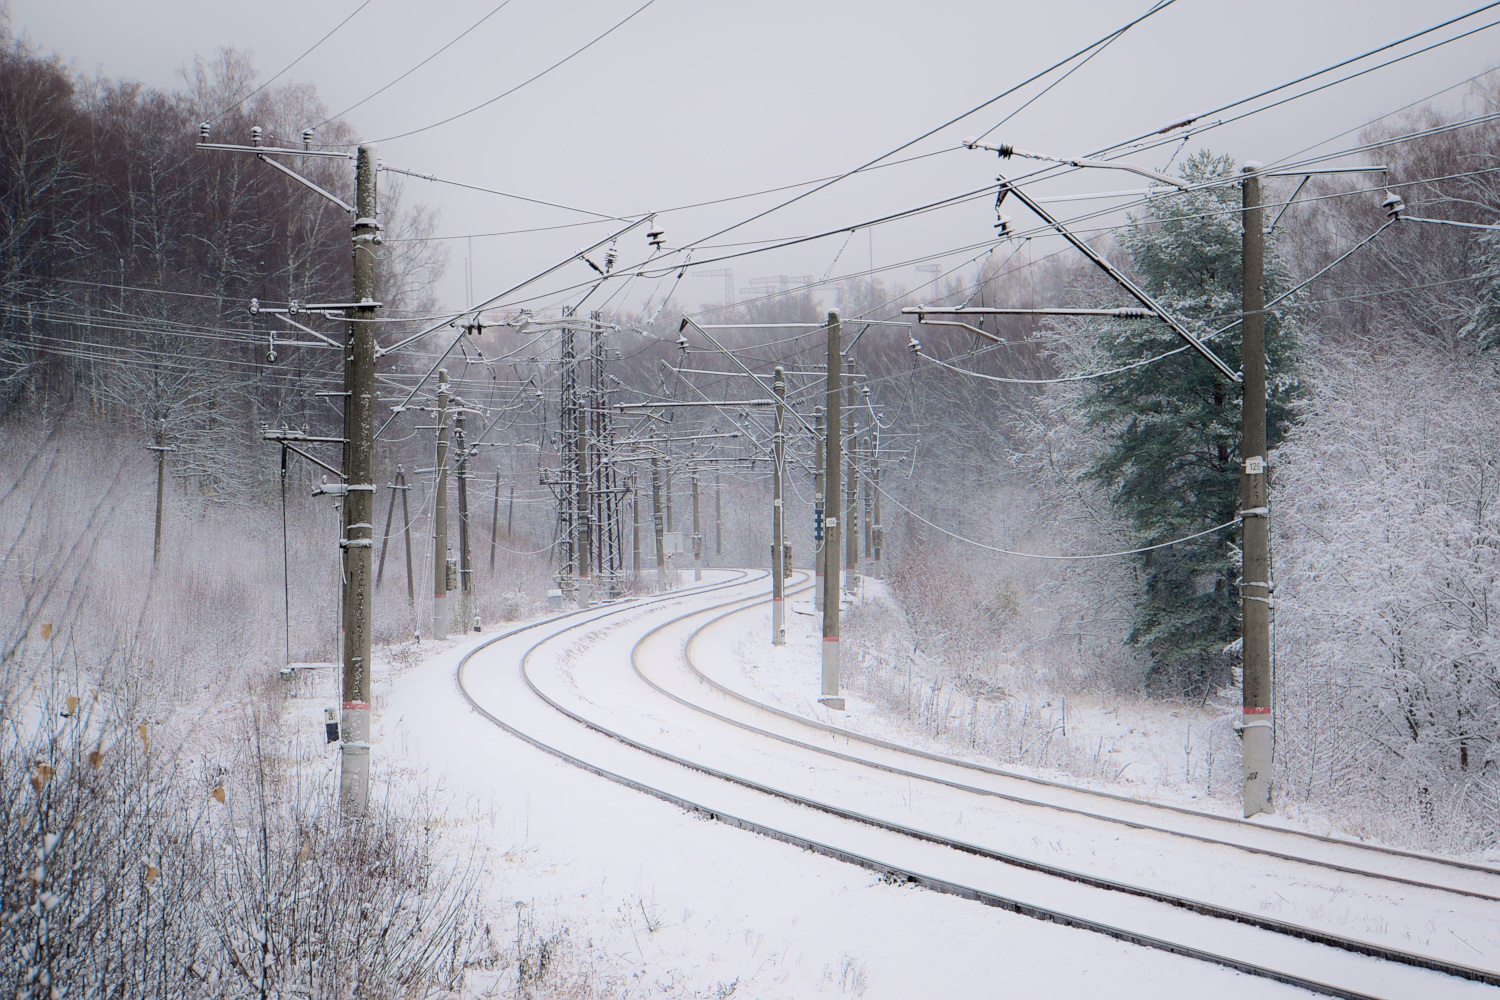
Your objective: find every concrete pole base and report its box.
[821,638,840,706]
[339,703,371,816]
[433,595,448,639]
[818,697,846,711]
[1242,711,1273,817]
[772,598,786,645]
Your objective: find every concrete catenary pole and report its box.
[664,456,674,533]
[813,406,825,613]
[632,470,642,579]
[148,423,174,568]
[714,469,722,559]
[339,143,379,816]
[861,436,873,579]
[489,469,501,573]
[650,452,667,590]
[432,370,451,640]
[772,366,787,645]
[821,311,844,709]
[574,388,591,604]
[399,468,415,604]
[691,465,703,582]
[872,442,883,580]
[844,356,858,595]
[455,411,473,629]
[1241,164,1273,818]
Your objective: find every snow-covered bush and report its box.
[0,684,486,999]
[1273,342,1500,850]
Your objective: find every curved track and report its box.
[456,571,1498,1000]
[678,582,1500,889]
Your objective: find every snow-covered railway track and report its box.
[457,573,1498,999]
[672,586,1500,902]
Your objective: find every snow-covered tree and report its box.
[1273,344,1500,848]
[1085,151,1302,697]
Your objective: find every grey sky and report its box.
[12,0,1500,319]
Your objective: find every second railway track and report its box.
[458,570,1498,1000]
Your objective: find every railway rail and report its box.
[455,570,1497,1000]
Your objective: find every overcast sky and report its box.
[11,0,1500,320]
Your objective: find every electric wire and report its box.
[317,1,515,127]
[876,485,1243,561]
[210,0,374,123]
[364,1,658,145]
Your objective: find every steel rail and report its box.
[613,587,1500,986]
[677,592,1500,880]
[660,590,1500,903]
[453,577,1489,998]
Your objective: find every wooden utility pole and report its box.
[340,144,379,816]
[147,425,176,568]
[821,311,844,709]
[376,467,410,594]
[772,367,787,645]
[691,465,703,582]
[650,453,667,590]
[1241,164,1273,818]
[455,411,473,629]
[377,471,399,587]
[813,406,825,614]
[433,370,452,639]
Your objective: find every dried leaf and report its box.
[145,865,159,884]
[31,764,55,792]
[211,786,226,804]
[138,724,150,752]
[65,695,78,716]
[88,750,104,769]
[39,622,52,639]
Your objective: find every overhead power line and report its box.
[671,0,1182,255]
[365,1,657,144]
[317,1,515,127]
[211,0,374,123]
[1136,2,1500,143]
[878,486,1243,562]
[381,164,629,220]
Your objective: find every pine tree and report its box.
[1084,151,1301,697]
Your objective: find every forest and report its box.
[4,13,1500,994]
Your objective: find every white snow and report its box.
[276,573,1494,997]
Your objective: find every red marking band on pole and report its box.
[343,701,371,710]
[823,637,839,643]
[1243,706,1272,714]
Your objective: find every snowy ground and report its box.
[273,574,1486,998]
[748,579,1402,843]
